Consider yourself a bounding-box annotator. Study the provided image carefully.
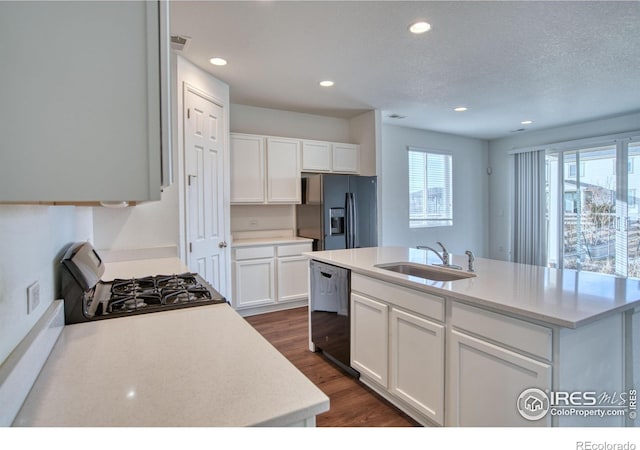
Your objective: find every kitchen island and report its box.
[306,247,640,427]
[11,257,329,427]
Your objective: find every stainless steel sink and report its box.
[374,262,476,282]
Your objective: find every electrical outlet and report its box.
[27,281,40,314]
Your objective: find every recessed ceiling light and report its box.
[521,120,533,125]
[409,21,431,34]
[319,80,334,87]
[454,107,468,112]
[209,57,227,66]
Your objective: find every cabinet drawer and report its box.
[277,243,312,257]
[451,302,552,361]
[351,273,444,322]
[233,246,275,261]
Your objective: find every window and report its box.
[408,148,453,228]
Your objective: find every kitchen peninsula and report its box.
[306,247,640,427]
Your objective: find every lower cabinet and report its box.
[351,293,389,387]
[234,258,275,309]
[232,242,312,314]
[447,329,551,427]
[276,255,309,303]
[350,275,445,426]
[390,308,445,425]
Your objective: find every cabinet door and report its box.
[266,137,301,203]
[277,255,309,303]
[351,293,388,388]
[0,1,166,202]
[230,134,265,203]
[448,330,552,427]
[234,259,275,309]
[390,308,444,425]
[332,143,360,173]
[302,140,331,172]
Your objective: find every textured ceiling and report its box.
[171,1,640,140]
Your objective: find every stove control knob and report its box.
[219,241,228,248]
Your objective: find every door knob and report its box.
[218,241,228,248]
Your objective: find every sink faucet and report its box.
[416,242,451,266]
[465,250,475,272]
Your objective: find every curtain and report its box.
[513,150,547,266]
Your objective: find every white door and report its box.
[185,87,227,296]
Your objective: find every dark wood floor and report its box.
[245,306,420,427]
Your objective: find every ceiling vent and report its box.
[387,114,407,119]
[171,35,191,52]
[510,128,526,133]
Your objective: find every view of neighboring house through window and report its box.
[408,148,453,228]
[546,140,640,278]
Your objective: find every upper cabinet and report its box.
[230,134,266,203]
[266,137,301,203]
[302,140,360,173]
[0,1,171,203]
[230,133,301,204]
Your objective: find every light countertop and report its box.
[304,246,640,328]
[13,303,329,426]
[231,236,313,247]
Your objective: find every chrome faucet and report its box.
[417,242,461,269]
[465,250,475,272]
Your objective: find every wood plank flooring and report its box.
[245,307,420,427]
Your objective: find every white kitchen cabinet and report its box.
[230,133,300,204]
[390,307,445,425]
[277,256,309,303]
[350,292,389,388]
[233,246,276,309]
[266,137,301,203]
[447,329,552,427]
[301,140,360,174]
[0,1,170,202]
[232,241,312,314]
[332,143,360,173]
[301,140,332,172]
[230,134,266,203]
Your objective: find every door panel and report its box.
[185,88,227,297]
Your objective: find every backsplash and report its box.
[0,205,93,365]
[230,204,295,232]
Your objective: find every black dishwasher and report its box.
[309,259,358,376]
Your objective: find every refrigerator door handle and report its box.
[351,192,358,248]
[346,192,356,249]
[345,193,351,248]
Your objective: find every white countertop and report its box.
[13,303,329,426]
[231,236,313,247]
[305,247,640,328]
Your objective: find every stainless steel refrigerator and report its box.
[296,173,377,250]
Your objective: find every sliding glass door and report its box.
[547,141,638,278]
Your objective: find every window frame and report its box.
[407,146,453,229]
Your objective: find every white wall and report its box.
[380,124,489,256]
[488,111,640,261]
[230,104,351,142]
[349,110,381,177]
[0,206,93,365]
